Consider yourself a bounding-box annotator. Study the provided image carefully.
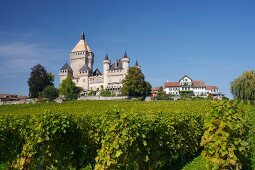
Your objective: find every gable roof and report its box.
[165,82,181,87]
[93,68,102,76]
[192,80,206,87]
[179,75,193,82]
[60,63,72,71]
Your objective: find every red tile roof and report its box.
[151,87,161,91]
[192,80,206,87]
[165,82,181,87]
[0,94,15,99]
[0,94,27,100]
[206,86,218,90]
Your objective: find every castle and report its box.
[59,32,139,94]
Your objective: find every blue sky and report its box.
[0,0,255,98]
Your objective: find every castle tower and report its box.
[121,51,130,74]
[59,63,73,84]
[78,64,90,90]
[135,60,141,69]
[87,53,94,74]
[70,32,93,78]
[103,54,110,89]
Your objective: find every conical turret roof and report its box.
[135,60,139,66]
[104,53,109,60]
[123,51,128,58]
[71,32,92,53]
[60,63,72,71]
[79,64,90,72]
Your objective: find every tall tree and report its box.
[41,86,59,101]
[145,81,152,96]
[121,66,148,97]
[231,70,255,100]
[27,64,54,98]
[59,76,79,100]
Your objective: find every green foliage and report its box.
[231,70,255,100]
[27,64,54,98]
[179,90,194,98]
[95,110,204,170]
[252,106,255,169]
[201,100,253,169]
[145,81,152,96]
[0,114,25,166]
[155,86,173,100]
[182,156,207,170]
[157,86,164,96]
[0,163,6,169]
[59,76,79,100]
[16,112,89,169]
[0,100,210,169]
[121,67,148,97]
[0,100,253,169]
[41,86,58,101]
[100,89,111,97]
[88,90,96,96]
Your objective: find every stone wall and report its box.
[0,99,36,105]
[78,96,127,100]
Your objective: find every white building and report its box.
[164,75,222,97]
[59,32,139,94]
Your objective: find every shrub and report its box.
[41,86,58,101]
[201,101,253,169]
[15,112,89,169]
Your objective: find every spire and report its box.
[123,51,128,58]
[135,60,139,66]
[104,53,109,60]
[80,32,85,40]
[71,32,91,52]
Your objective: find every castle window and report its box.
[83,79,85,82]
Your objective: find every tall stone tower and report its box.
[121,52,130,75]
[70,32,94,78]
[103,54,110,89]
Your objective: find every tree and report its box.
[231,70,255,100]
[145,81,152,96]
[27,64,54,98]
[41,86,59,101]
[59,76,79,100]
[157,86,164,96]
[121,67,148,97]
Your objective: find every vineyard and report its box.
[0,100,253,169]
